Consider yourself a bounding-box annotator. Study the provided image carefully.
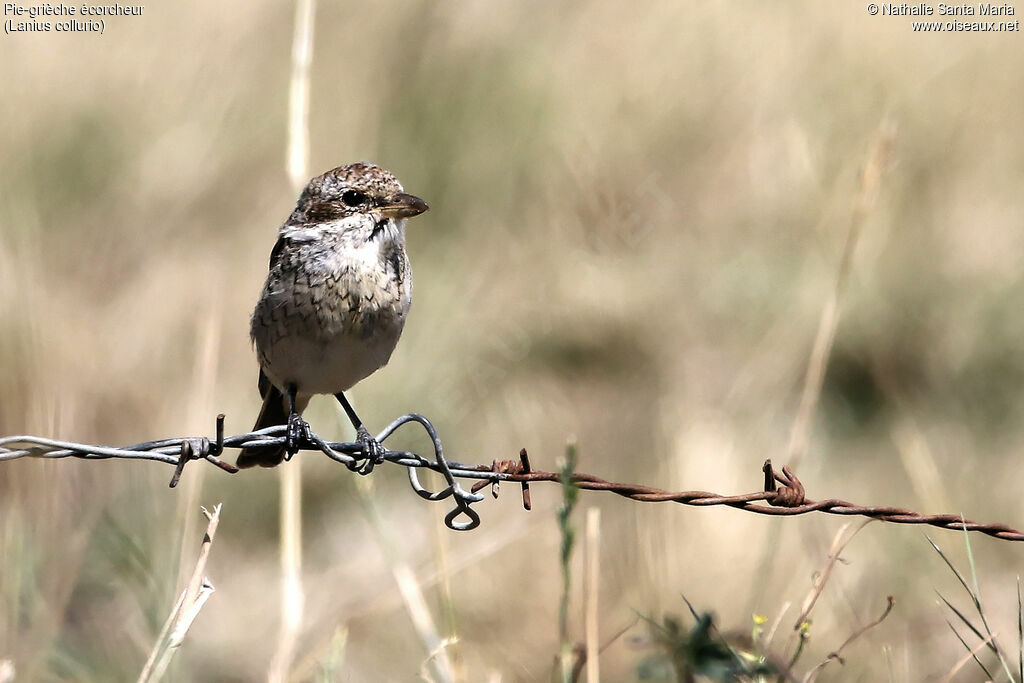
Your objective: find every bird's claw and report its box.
[355,425,386,475]
[285,413,312,457]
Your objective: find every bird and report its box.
[236,162,428,469]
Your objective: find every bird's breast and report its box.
[250,237,412,382]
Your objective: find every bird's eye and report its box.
[341,190,366,207]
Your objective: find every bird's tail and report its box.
[236,385,308,469]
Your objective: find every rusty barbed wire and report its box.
[2,413,1023,540]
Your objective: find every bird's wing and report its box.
[268,235,287,270]
[257,367,272,396]
[237,381,289,469]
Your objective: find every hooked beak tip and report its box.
[379,193,428,219]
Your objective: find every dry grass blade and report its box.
[786,120,895,469]
[802,596,895,683]
[928,536,979,610]
[939,633,998,683]
[931,530,1017,682]
[289,626,348,682]
[584,507,601,683]
[680,593,701,622]
[944,619,993,681]
[599,617,639,656]
[137,504,222,683]
[762,602,792,652]
[1018,576,1023,683]
[959,521,1012,678]
[938,594,989,651]
[779,520,874,672]
[137,588,187,683]
[354,473,455,683]
[929,534,1009,672]
[793,520,874,633]
[959,523,1015,681]
[395,563,455,683]
[180,507,221,629]
[170,580,216,646]
[419,638,459,683]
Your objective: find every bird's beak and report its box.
[378,193,429,219]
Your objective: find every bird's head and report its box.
[291,162,428,240]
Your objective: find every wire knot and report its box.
[468,450,533,510]
[470,458,525,492]
[763,460,806,507]
[169,414,230,488]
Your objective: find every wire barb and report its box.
[2,414,1023,539]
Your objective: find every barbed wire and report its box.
[2,412,1022,540]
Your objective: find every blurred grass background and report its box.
[2,1,1024,680]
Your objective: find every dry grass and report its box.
[2,2,1024,680]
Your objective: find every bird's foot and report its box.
[285,412,313,458]
[355,425,386,475]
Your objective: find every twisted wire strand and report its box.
[2,413,1021,539]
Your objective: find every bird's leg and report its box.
[285,383,311,457]
[334,392,385,473]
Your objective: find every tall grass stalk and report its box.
[786,119,895,469]
[270,0,316,680]
[584,507,601,683]
[557,441,579,683]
